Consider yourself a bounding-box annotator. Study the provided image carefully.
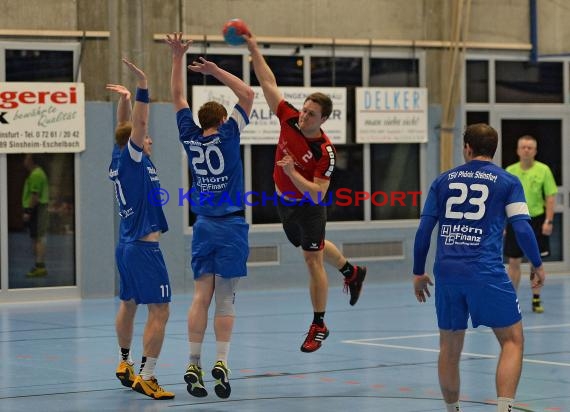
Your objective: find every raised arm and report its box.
[165,32,192,112]
[105,84,132,125]
[188,57,254,116]
[245,32,282,114]
[121,58,148,149]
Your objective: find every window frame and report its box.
[0,40,81,299]
[462,51,570,274]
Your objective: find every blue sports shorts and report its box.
[115,240,172,304]
[435,275,521,330]
[191,215,249,279]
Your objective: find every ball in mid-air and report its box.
[222,18,249,46]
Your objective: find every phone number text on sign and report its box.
[0,82,85,153]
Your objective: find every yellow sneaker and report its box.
[212,360,231,399]
[132,375,175,400]
[184,364,207,397]
[532,298,544,313]
[115,360,135,388]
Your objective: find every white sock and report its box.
[216,341,230,364]
[445,402,461,412]
[189,341,202,367]
[140,356,157,380]
[497,397,514,412]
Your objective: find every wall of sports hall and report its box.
[1,0,570,302]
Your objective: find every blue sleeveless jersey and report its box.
[422,159,530,281]
[176,105,249,216]
[108,140,168,242]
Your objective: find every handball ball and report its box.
[222,18,249,46]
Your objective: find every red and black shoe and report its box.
[343,266,367,306]
[300,323,329,353]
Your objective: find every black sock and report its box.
[36,262,45,268]
[139,356,147,374]
[313,312,325,326]
[120,347,130,361]
[533,294,540,300]
[340,261,355,278]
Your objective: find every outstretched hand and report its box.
[121,58,147,84]
[165,32,192,58]
[188,57,218,76]
[243,31,257,52]
[105,84,131,100]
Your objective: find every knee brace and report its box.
[214,277,239,317]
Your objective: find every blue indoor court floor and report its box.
[1,277,569,412]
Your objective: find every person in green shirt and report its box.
[504,135,557,313]
[22,154,49,277]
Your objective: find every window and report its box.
[370,144,420,220]
[3,46,77,289]
[466,111,489,126]
[495,61,563,103]
[369,57,421,220]
[311,57,362,87]
[465,60,489,103]
[251,145,279,224]
[463,55,567,266]
[250,55,303,87]
[312,56,364,221]
[370,58,419,88]
[6,49,74,81]
[500,119,562,185]
[7,153,76,288]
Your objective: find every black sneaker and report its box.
[211,361,231,399]
[184,364,208,397]
[343,266,367,306]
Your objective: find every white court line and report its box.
[345,341,496,358]
[524,322,570,331]
[343,322,570,367]
[343,341,570,366]
[344,322,570,343]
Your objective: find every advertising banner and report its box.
[0,82,85,153]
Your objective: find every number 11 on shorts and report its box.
[160,284,170,298]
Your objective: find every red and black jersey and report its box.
[273,100,336,198]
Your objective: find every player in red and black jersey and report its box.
[246,31,367,353]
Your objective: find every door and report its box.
[493,109,568,273]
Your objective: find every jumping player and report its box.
[107,59,174,400]
[166,32,254,399]
[245,29,367,353]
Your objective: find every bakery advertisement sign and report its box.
[0,82,85,153]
